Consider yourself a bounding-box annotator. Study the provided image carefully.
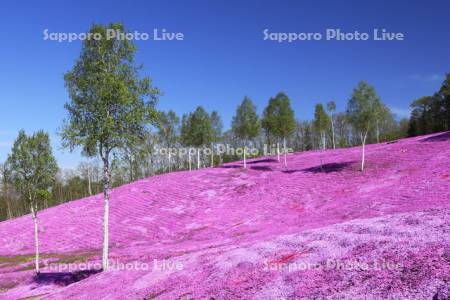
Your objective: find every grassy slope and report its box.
[0,132,449,299]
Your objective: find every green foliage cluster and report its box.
[157,110,180,148]
[232,97,260,141]
[346,81,383,137]
[408,74,450,136]
[61,23,159,159]
[261,92,296,140]
[7,130,58,208]
[181,106,217,147]
[313,104,330,133]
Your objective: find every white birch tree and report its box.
[61,23,159,271]
[7,130,58,274]
[347,81,382,171]
[231,97,260,168]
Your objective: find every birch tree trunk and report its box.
[243,140,247,169]
[321,131,326,150]
[168,151,171,172]
[102,152,111,271]
[3,174,12,219]
[283,137,287,168]
[376,120,380,143]
[4,182,12,219]
[87,167,92,196]
[197,149,200,169]
[361,132,368,171]
[188,149,192,171]
[6,199,12,220]
[30,202,40,274]
[319,132,325,169]
[210,143,214,168]
[128,154,133,182]
[277,142,280,161]
[331,113,336,149]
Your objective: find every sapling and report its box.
[231,97,260,169]
[7,130,58,274]
[347,81,383,171]
[262,93,296,168]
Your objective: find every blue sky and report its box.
[0,0,449,168]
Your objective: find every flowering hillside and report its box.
[0,132,449,300]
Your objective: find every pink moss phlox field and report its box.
[0,132,449,299]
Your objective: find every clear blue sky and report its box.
[0,0,449,168]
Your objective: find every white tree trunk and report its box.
[168,151,171,172]
[331,113,336,149]
[6,199,12,220]
[87,166,92,196]
[30,203,40,274]
[102,154,111,271]
[283,137,287,168]
[197,149,200,169]
[210,143,214,168]
[277,143,280,161]
[243,141,247,169]
[322,132,325,150]
[321,131,326,150]
[321,130,328,168]
[376,120,380,143]
[361,142,365,171]
[361,132,368,171]
[188,150,192,171]
[4,183,12,219]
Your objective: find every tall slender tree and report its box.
[347,81,382,171]
[157,111,180,172]
[408,96,433,136]
[313,103,330,150]
[262,96,280,161]
[120,140,140,182]
[374,104,392,143]
[262,92,296,167]
[231,97,260,168]
[0,162,12,220]
[295,121,313,151]
[77,162,94,196]
[210,111,223,167]
[327,101,336,149]
[278,94,296,168]
[61,23,159,271]
[334,112,351,147]
[441,74,450,130]
[7,130,58,274]
[180,107,213,169]
[180,114,193,170]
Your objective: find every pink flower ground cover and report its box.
[0,132,449,299]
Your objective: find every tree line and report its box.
[408,74,450,136]
[0,23,447,274]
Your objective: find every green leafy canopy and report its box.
[7,130,58,205]
[346,81,382,134]
[181,106,213,147]
[261,92,296,139]
[313,103,330,131]
[232,96,260,140]
[157,110,180,148]
[61,23,160,158]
